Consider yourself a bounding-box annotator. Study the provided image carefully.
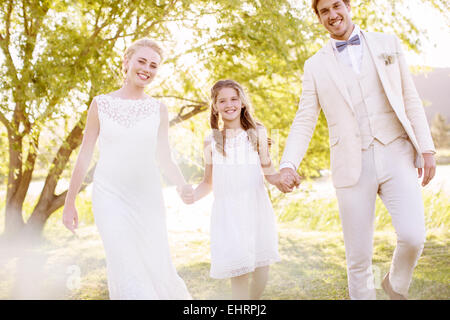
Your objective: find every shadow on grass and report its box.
[177,262,231,300]
[268,234,349,300]
[175,232,349,300]
[0,228,447,300]
[176,230,449,300]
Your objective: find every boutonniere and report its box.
[379,52,399,65]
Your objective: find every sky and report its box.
[402,1,450,68]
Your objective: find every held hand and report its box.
[62,204,79,235]
[276,168,301,193]
[418,153,436,187]
[177,184,195,204]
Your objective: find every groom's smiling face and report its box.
[316,0,354,41]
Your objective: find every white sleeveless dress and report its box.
[91,94,191,300]
[209,130,281,279]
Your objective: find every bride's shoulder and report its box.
[93,92,115,105]
[92,94,108,109]
[95,91,117,99]
[92,93,115,113]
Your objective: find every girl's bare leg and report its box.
[250,266,270,300]
[231,273,250,300]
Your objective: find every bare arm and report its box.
[63,98,100,233]
[156,102,189,189]
[255,126,280,186]
[193,137,213,202]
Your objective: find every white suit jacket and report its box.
[281,31,435,188]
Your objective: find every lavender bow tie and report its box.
[336,34,361,52]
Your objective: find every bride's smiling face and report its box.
[123,47,161,87]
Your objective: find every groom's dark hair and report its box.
[312,0,350,17]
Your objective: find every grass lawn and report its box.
[0,171,448,300]
[0,222,448,300]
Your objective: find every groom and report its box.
[277,0,436,299]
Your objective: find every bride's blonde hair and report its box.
[122,38,163,75]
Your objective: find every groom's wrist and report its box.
[279,161,297,171]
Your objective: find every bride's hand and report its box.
[62,204,79,235]
[177,184,195,204]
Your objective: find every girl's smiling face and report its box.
[215,87,243,123]
[123,46,161,87]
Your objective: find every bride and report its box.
[62,38,193,300]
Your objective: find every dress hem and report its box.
[210,256,281,279]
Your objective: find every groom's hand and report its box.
[418,153,436,187]
[277,168,301,193]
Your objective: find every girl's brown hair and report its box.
[210,79,271,156]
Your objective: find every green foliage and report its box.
[44,189,95,226]
[298,112,330,178]
[277,193,340,230]
[0,0,448,229]
[276,190,450,232]
[169,0,446,178]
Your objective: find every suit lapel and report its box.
[321,41,354,113]
[362,31,399,112]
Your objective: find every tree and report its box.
[0,0,447,238]
[175,0,448,177]
[0,0,210,238]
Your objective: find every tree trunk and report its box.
[23,208,50,240]
[3,199,25,238]
[4,126,24,238]
[25,164,97,237]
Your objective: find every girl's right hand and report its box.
[177,184,195,205]
[62,204,79,235]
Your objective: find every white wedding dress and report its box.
[91,94,191,300]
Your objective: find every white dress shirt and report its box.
[330,24,363,74]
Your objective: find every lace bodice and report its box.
[95,94,160,128]
[210,130,260,166]
[93,93,162,187]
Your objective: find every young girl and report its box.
[62,38,192,299]
[190,79,282,299]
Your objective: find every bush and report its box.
[275,189,450,232]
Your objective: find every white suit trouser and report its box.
[335,137,426,300]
